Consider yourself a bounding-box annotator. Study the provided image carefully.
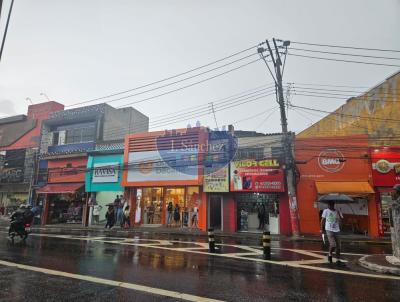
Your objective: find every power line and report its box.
[288,40,400,53]
[66,44,260,107]
[290,47,400,61]
[114,57,262,108]
[290,104,400,122]
[288,53,400,67]
[287,81,371,89]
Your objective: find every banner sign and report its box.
[92,162,119,183]
[127,150,198,182]
[204,166,229,192]
[230,159,285,192]
[371,148,400,186]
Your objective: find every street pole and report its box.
[0,0,14,63]
[259,38,300,236]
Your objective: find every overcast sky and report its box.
[0,0,399,134]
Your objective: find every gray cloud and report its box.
[0,100,17,116]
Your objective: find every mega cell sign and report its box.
[92,162,119,183]
[230,159,285,192]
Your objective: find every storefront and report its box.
[122,127,208,230]
[230,159,287,234]
[370,147,400,236]
[85,146,124,225]
[296,135,378,237]
[37,156,88,225]
[0,184,29,215]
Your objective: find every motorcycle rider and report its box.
[9,204,34,237]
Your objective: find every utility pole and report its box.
[258,38,300,236]
[0,0,14,63]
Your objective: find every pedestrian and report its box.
[114,195,122,226]
[173,204,180,227]
[122,206,131,229]
[191,206,198,229]
[321,201,343,265]
[92,203,102,225]
[167,201,173,227]
[105,206,115,229]
[258,203,266,230]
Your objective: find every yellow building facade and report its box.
[297,71,400,146]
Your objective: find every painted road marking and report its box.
[2,231,400,281]
[0,259,224,302]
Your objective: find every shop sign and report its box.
[318,149,345,173]
[230,159,284,192]
[92,162,119,183]
[204,166,229,192]
[0,167,24,183]
[127,150,198,182]
[373,159,400,174]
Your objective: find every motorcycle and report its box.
[8,219,31,243]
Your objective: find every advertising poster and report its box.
[230,159,285,192]
[204,166,229,192]
[127,150,198,182]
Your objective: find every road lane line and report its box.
[0,259,224,302]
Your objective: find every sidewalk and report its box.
[27,221,391,245]
[359,255,400,276]
[0,216,391,244]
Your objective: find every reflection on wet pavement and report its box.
[0,229,398,302]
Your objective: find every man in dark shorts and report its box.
[321,201,344,266]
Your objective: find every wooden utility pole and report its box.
[258,38,300,236]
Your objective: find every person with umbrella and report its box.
[319,194,349,266]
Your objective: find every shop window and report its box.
[165,188,185,209]
[142,188,163,224]
[186,186,200,209]
[237,193,279,231]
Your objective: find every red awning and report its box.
[36,183,84,194]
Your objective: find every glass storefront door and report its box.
[236,193,279,232]
[380,192,392,234]
[142,188,163,224]
[137,186,200,226]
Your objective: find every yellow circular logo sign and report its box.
[139,162,153,175]
[376,159,391,174]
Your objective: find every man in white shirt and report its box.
[321,201,343,265]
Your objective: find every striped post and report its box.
[262,231,271,259]
[208,228,215,253]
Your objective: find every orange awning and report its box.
[36,183,84,194]
[315,181,374,195]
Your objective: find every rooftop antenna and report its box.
[40,92,50,101]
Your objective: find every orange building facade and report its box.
[122,127,208,231]
[295,135,380,237]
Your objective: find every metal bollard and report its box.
[262,231,271,259]
[208,228,215,253]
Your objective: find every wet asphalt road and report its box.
[0,228,398,302]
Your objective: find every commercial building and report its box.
[122,127,208,230]
[295,135,379,237]
[204,130,292,235]
[37,103,148,225]
[85,142,125,225]
[370,147,400,235]
[0,102,64,214]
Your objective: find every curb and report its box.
[28,225,392,245]
[359,255,400,276]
